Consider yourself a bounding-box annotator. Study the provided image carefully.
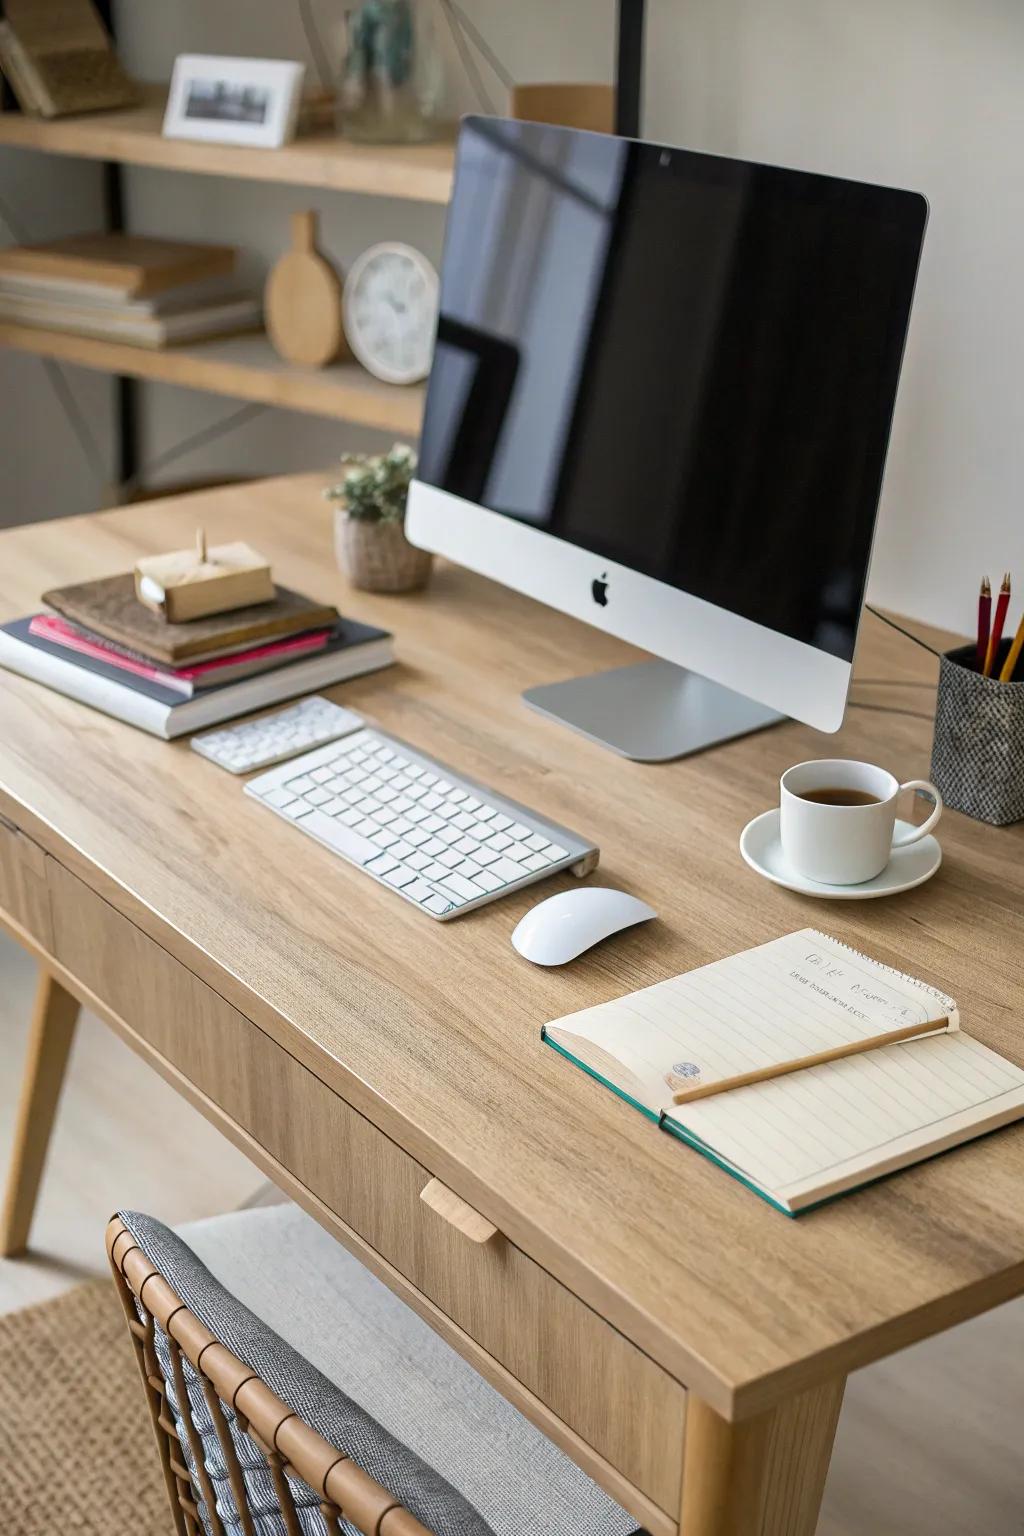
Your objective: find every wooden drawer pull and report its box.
[419,1178,499,1244]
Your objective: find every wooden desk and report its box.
[1,475,1022,1536]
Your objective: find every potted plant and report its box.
[325,442,432,593]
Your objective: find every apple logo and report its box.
[591,572,609,607]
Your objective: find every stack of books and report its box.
[0,573,393,738]
[0,233,262,348]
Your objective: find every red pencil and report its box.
[984,572,1011,677]
[977,576,991,670]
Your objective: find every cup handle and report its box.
[892,780,943,846]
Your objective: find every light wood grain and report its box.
[0,929,266,1314]
[760,1378,845,1535]
[0,324,423,429]
[681,1379,845,1536]
[510,83,616,133]
[0,967,79,1256]
[0,474,1022,1426]
[0,812,52,949]
[264,211,346,369]
[0,87,455,203]
[0,232,235,295]
[4,958,1022,1536]
[419,1178,499,1244]
[43,856,684,1520]
[0,908,675,1536]
[134,537,274,623]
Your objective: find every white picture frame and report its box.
[163,56,306,149]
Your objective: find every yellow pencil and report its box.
[999,609,1024,683]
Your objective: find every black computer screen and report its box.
[417,118,926,662]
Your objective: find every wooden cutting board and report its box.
[264,211,346,368]
[42,573,338,664]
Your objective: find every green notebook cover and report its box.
[539,931,1024,1216]
[542,1027,793,1216]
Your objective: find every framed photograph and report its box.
[163,56,306,149]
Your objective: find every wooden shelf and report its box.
[0,88,455,204]
[0,323,425,433]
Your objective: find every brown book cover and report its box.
[0,22,47,115]
[0,0,137,118]
[0,235,237,298]
[42,573,339,664]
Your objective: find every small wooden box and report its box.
[509,83,616,133]
[134,539,273,623]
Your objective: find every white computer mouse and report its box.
[511,887,657,967]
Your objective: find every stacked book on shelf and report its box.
[0,0,137,120]
[0,233,262,348]
[0,572,393,738]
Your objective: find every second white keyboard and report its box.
[245,718,598,919]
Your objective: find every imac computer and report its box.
[406,117,927,761]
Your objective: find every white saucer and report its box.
[739,808,942,899]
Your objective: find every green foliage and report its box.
[346,0,415,88]
[324,442,417,524]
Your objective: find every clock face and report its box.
[343,242,439,385]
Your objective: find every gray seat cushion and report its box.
[121,1208,491,1536]
[123,1205,640,1536]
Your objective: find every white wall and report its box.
[644,0,1024,633]
[1,0,1021,635]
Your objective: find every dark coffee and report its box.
[799,787,880,807]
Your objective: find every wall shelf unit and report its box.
[0,10,643,489]
[0,85,449,477]
[0,323,424,432]
[0,87,456,203]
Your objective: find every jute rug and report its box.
[0,1279,172,1534]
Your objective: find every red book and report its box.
[28,614,332,697]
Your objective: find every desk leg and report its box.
[1,967,80,1257]
[680,1377,845,1536]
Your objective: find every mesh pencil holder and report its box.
[930,643,1024,825]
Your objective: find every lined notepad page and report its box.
[674,1031,1024,1207]
[547,929,958,1115]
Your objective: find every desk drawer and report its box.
[0,811,52,948]
[48,862,686,1524]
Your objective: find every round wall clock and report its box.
[342,241,439,385]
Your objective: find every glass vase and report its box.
[339,0,443,144]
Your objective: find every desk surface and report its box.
[1,474,1022,1421]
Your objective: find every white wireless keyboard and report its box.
[245,717,598,919]
[191,696,363,774]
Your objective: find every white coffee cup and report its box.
[780,759,942,885]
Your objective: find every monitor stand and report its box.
[522,659,786,762]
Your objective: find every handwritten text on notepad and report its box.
[544,929,958,1117]
[791,942,954,1030]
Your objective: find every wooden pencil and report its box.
[984,572,1011,677]
[977,575,991,670]
[999,609,1024,683]
[671,1017,950,1105]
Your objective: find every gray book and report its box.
[0,616,394,739]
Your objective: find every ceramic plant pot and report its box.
[333,509,433,593]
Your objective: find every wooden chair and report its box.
[107,1214,432,1536]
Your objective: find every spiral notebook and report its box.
[543,930,1024,1214]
